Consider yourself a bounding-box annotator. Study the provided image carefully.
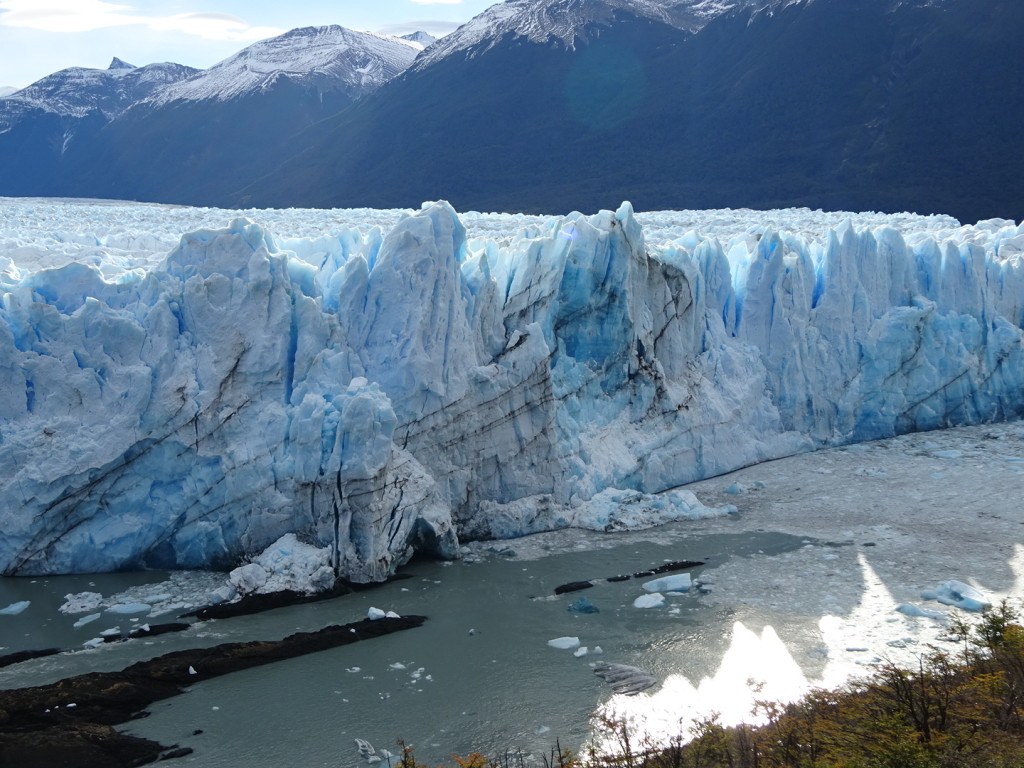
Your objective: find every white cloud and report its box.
[148,13,283,42]
[0,1,282,41]
[0,1,136,33]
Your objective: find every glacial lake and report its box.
[0,528,837,766]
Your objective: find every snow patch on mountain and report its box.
[0,61,198,126]
[401,31,439,49]
[412,0,760,69]
[147,25,420,105]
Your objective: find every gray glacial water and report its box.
[0,529,819,766]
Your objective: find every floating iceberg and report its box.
[106,603,151,614]
[1,201,1022,579]
[642,574,692,593]
[568,596,600,614]
[548,636,581,650]
[592,662,658,695]
[60,592,103,614]
[634,593,666,609]
[921,580,991,612]
[73,612,101,628]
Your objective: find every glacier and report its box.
[1,199,1022,579]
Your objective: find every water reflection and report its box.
[594,620,810,753]
[592,551,904,754]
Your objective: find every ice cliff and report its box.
[1,201,1022,578]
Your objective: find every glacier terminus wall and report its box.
[1,201,1023,578]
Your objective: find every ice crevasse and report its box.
[1,201,1023,578]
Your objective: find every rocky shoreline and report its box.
[0,615,426,767]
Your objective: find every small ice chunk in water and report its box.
[367,607,386,621]
[592,662,658,694]
[60,592,102,614]
[385,611,401,619]
[0,601,30,615]
[73,612,101,628]
[642,574,691,592]
[568,596,599,614]
[548,636,581,650]
[633,593,666,608]
[107,603,151,614]
[574,646,589,657]
[356,737,377,761]
[208,586,236,605]
[896,603,947,621]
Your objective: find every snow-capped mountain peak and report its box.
[401,31,439,49]
[411,0,761,70]
[0,61,198,125]
[146,25,420,106]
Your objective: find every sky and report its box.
[0,0,499,89]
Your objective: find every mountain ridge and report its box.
[144,25,421,107]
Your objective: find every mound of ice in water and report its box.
[548,636,582,650]
[592,662,658,695]
[0,600,30,615]
[60,592,103,614]
[921,580,991,612]
[642,574,692,593]
[634,593,666,609]
[228,534,335,595]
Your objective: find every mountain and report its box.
[238,0,1024,223]
[0,26,423,203]
[53,26,422,205]
[410,0,759,70]
[0,87,18,98]
[0,58,198,124]
[0,58,198,197]
[144,26,420,106]
[401,31,438,47]
[1,0,1020,222]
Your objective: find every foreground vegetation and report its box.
[402,603,1024,768]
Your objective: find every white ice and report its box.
[641,574,692,593]
[1,198,1022,583]
[633,593,666,609]
[59,592,102,614]
[547,636,581,650]
[921,580,991,612]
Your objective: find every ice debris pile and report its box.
[1,200,1023,579]
[227,533,334,595]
